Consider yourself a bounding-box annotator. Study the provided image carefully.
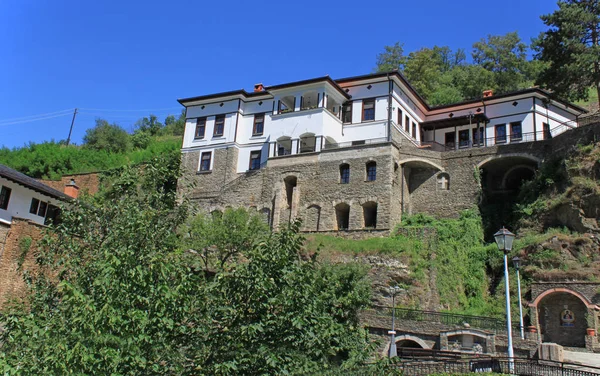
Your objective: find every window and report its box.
[253,114,265,136]
[362,99,375,121]
[405,115,410,133]
[200,152,212,171]
[195,117,206,139]
[45,204,61,226]
[510,121,522,141]
[340,164,350,184]
[495,124,507,143]
[472,128,484,146]
[0,186,11,210]
[214,115,225,137]
[459,129,470,148]
[437,173,450,190]
[38,201,48,217]
[398,109,403,127]
[445,132,456,148]
[30,198,40,214]
[412,122,417,138]
[249,150,261,170]
[366,161,377,181]
[342,102,352,123]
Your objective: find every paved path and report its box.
[564,350,600,373]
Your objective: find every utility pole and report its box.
[66,108,78,146]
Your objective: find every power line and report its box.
[0,109,74,124]
[0,112,73,127]
[79,106,182,112]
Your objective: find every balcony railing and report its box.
[323,137,388,150]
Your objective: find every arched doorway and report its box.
[335,203,350,231]
[397,339,425,349]
[537,291,589,347]
[304,204,321,232]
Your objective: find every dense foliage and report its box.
[534,0,600,107]
[0,111,185,179]
[0,155,373,375]
[375,32,539,106]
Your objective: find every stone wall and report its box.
[531,282,600,304]
[179,123,600,233]
[0,222,9,259]
[0,218,45,311]
[39,172,101,196]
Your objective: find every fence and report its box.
[366,306,519,334]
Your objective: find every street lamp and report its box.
[388,285,400,358]
[513,256,525,340]
[494,227,516,366]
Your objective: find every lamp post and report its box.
[494,227,516,369]
[513,256,525,340]
[388,285,400,358]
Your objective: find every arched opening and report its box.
[477,155,539,239]
[301,91,318,110]
[503,165,535,191]
[335,203,350,231]
[284,176,297,208]
[362,201,377,228]
[277,136,292,156]
[366,161,377,181]
[339,163,350,184]
[260,207,271,228]
[324,136,338,150]
[210,209,223,219]
[299,132,316,153]
[304,204,321,231]
[397,339,425,349]
[537,291,588,347]
[278,96,295,114]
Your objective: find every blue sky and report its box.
[0,0,557,148]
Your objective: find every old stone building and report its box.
[177,71,587,231]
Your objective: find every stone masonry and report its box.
[179,123,600,233]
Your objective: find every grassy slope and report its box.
[0,135,182,179]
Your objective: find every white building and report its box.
[178,71,586,175]
[0,164,73,226]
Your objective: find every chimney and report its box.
[64,178,79,199]
[483,89,494,98]
[254,83,264,92]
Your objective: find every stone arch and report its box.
[395,335,430,349]
[531,288,593,347]
[437,172,450,190]
[398,158,444,172]
[283,175,298,208]
[501,164,536,191]
[476,153,541,168]
[530,287,594,308]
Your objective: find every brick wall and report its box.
[0,218,45,311]
[39,172,101,196]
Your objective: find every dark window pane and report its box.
[340,164,350,184]
[405,115,410,132]
[30,198,40,214]
[214,115,225,136]
[0,186,11,210]
[38,201,48,217]
[342,102,352,123]
[366,162,376,181]
[459,130,470,148]
[200,152,212,171]
[362,99,375,121]
[510,122,522,141]
[249,151,261,170]
[496,124,507,143]
[195,118,206,138]
[253,114,264,135]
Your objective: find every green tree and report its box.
[404,48,445,100]
[374,42,406,72]
[181,207,270,272]
[472,32,530,94]
[534,0,600,107]
[83,119,130,153]
[0,155,373,375]
[163,110,186,136]
[135,114,163,136]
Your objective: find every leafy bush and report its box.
[83,119,130,153]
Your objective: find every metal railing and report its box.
[394,357,600,375]
[323,137,389,150]
[367,306,514,333]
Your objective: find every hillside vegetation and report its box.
[0,113,184,179]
